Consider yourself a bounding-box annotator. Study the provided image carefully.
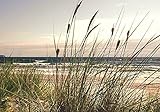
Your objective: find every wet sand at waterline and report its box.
[36,66,160,95]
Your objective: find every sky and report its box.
[0,0,160,57]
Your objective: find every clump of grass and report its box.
[1,0,160,112]
[47,1,160,112]
[0,64,46,111]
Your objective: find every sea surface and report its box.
[1,57,160,66]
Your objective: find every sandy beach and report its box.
[37,65,160,95]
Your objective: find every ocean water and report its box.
[1,57,160,66]
[1,57,160,85]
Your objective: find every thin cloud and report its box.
[115,2,128,7]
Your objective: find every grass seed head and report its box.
[56,49,60,57]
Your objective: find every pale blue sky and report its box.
[0,0,160,56]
